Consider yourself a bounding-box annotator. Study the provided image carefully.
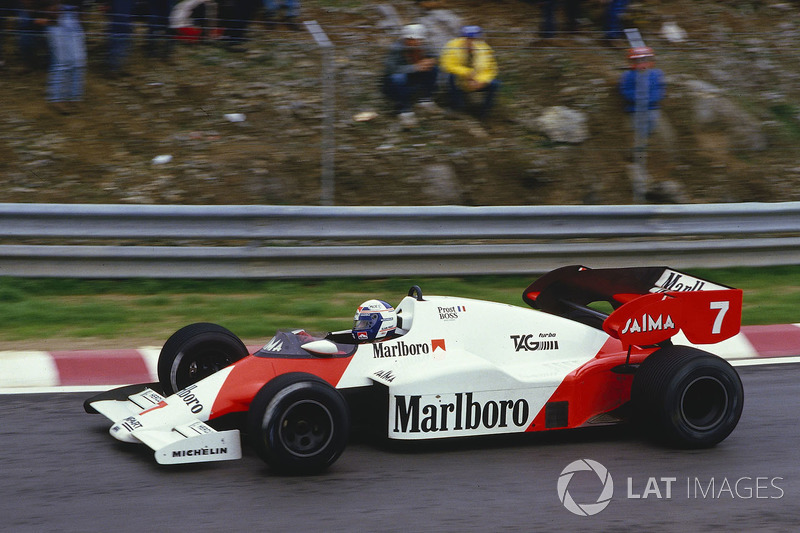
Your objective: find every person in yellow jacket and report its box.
[440,25,500,118]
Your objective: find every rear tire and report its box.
[247,373,350,474]
[632,346,743,448]
[157,322,249,395]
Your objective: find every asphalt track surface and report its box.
[3,363,799,532]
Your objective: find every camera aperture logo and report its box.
[557,459,614,516]
[557,459,785,516]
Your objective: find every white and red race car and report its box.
[85,266,745,474]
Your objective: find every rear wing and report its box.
[524,266,742,348]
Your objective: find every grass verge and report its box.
[0,266,797,345]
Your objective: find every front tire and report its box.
[157,322,249,395]
[247,373,350,474]
[632,346,743,448]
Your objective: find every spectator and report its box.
[539,0,582,39]
[170,0,216,41]
[0,0,13,67]
[17,0,50,71]
[221,0,259,46]
[43,0,86,114]
[601,0,629,40]
[106,0,134,75]
[263,0,299,28]
[440,25,499,119]
[146,0,175,58]
[619,46,665,138]
[381,23,438,128]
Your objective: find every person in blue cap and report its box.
[440,25,500,119]
[619,46,665,137]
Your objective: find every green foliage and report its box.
[769,104,800,141]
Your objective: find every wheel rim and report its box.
[278,399,334,458]
[174,347,233,390]
[680,376,729,431]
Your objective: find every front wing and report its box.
[86,385,242,465]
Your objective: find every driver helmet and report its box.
[352,299,397,342]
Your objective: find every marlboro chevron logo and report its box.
[373,339,446,358]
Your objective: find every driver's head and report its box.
[352,300,397,342]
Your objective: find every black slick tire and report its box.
[631,346,743,448]
[157,322,249,395]
[247,372,350,474]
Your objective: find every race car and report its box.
[85,265,745,474]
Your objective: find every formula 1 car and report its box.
[85,266,745,474]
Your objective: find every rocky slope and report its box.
[1,0,800,206]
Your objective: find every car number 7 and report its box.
[710,301,730,335]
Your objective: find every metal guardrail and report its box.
[0,202,798,278]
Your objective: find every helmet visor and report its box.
[354,314,378,330]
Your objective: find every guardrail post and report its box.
[305,20,335,206]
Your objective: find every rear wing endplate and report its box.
[524,266,743,347]
[602,288,743,348]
